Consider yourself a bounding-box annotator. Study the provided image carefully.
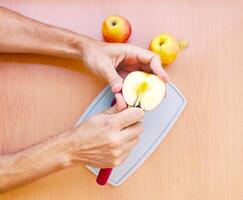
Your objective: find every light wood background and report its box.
[0,0,242,199]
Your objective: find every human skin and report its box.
[0,6,169,193]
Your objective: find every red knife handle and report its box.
[96,97,116,185]
[96,168,113,185]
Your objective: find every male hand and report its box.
[81,40,169,109]
[67,106,144,168]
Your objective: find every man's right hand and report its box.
[67,106,144,168]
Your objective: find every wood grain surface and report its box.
[0,0,242,199]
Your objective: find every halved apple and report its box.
[122,71,166,111]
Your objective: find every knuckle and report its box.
[87,115,99,127]
[101,117,114,129]
[135,109,144,119]
[129,108,144,121]
[108,135,121,148]
[111,149,120,158]
[137,123,144,133]
[112,158,122,167]
[102,117,110,127]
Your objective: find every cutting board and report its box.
[75,82,186,186]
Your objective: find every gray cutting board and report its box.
[75,82,186,186]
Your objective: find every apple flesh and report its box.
[122,71,166,111]
[102,15,131,43]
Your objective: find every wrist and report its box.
[56,128,86,167]
[62,126,91,166]
[50,130,75,169]
[69,33,95,60]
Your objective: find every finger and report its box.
[120,44,154,65]
[112,107,144,129]
[105,93,127,114]
[119,122,144,142]
[114,93,127,112]
[130,47,169,82]
[150,55,170,82]
[113,137,140,166]
[118,45,170,82]
[118,136,140,154]
[102,64,123,93]
[116,152,130,166]
[81,159,112,169]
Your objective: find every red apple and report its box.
[102,15,131,43]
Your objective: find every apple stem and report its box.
[178,40,189,51]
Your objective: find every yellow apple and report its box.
[122,71,166,111]
[102,15,131,43]
[149,33,188,65]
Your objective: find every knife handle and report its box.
[96,168,113,185]
[96,98,116,185]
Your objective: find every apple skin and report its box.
[102,15,131,43]
[149,33,188,65]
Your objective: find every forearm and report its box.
[0,6,89,59]
[0,131,73,194]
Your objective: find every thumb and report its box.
[102,65,123,93]
[114,93,127,112]
[105,93,127,114]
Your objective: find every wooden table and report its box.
[0,1,242,199]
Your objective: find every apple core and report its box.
[136,81,149,96]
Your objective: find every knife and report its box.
[96,94,141,185]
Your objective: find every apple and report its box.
[149,33,188,65]
[102,15,131,43]
[122,71,166,111]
